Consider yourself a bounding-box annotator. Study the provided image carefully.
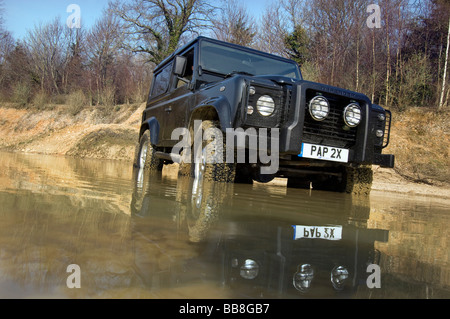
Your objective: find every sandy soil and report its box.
[0,104,142,162]
[1,104,449,199]
[371,167,450,199]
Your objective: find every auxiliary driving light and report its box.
[376,129,384,138]
[240,259,259,279]
[343,103,362,127]
[293,264,314,292]
[256,95,275,117]
[331,266,349,291]
[309,96,330,121]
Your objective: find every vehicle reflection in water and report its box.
[130,168,389,298]
[0,152,448,298]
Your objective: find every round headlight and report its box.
[256,95,275,117]
[376,129,384,138]
[331,266,349,291]
[293,264,314,292]
[240,259,259,279]
[343,103,362,127]
[309,96,330,121]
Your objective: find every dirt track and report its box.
[1,103,449,199]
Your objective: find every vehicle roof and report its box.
[154,36,298,72]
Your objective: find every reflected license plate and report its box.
[299,143,349,163]
[293,225,343,241]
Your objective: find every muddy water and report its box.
[0,151,448,299]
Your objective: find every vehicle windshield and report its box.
[200,41,301,80]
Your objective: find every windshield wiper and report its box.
[225,71,254,78]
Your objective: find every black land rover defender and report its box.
[134,36,394,194]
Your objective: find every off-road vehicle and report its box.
[134,36,394,194]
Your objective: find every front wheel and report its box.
[133,130,163,171]
[180,120,236,183]
[343,166,373,195]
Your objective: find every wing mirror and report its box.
[173,55,187,77]
[173,55,194,89]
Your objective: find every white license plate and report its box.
[293,225,342,241]
[299,143,349,163]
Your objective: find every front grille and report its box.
[303,90,359,148]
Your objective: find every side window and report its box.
[151,62,173,97]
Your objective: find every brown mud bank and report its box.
[0,103,143,162]
[0,104,449,199]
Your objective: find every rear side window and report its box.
[151,62,173,97]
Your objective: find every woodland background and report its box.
[0,0,449,113]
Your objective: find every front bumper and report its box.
[278,81,394,167]
[373,153,395,168]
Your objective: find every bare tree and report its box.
[0,30,13,64]
[0,0,16,96]
[255,3,288,56]
[282,0,308,28]
[211,0,256,46]
[305,0,367,87]
[112,0,217,64]
[439,15,450,109]
[24,18,69,94]
[86,5,124,105]
[0,19,13,65]
[0,0,4,29]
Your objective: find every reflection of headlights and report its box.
[240,259,259,279]
[309,96,330,121]
[293,264,314,292]
[343,103,362,127]
[256,95,275,117]
[331,266,349,291]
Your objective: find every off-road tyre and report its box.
[344,166,373,195]
[133,130,163,171]
[181,120,236,183]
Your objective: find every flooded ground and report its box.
[0,151,448,299]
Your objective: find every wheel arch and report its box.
[189,96,233,131]
[139,117,160,145]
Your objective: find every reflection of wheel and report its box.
[133,130,163,171]
[182,120,235,242]
[187,179,232,243]
[130,169,162,217]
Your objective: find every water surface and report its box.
[0,151,448,298]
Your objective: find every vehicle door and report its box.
[146,61,174,146]
[160,48,197,146]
